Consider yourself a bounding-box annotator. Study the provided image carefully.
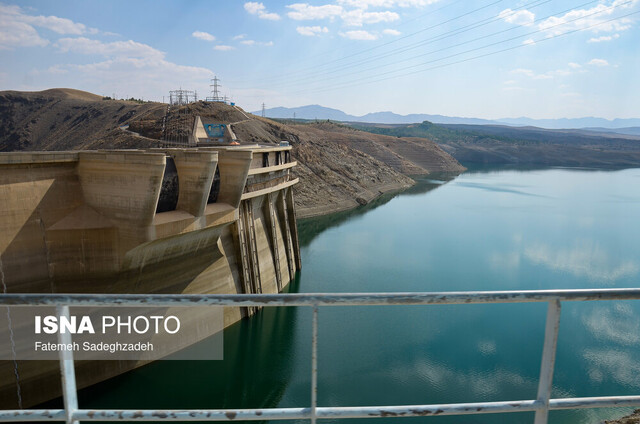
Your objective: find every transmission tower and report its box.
[261,103,266,118]
[169,88,196,105]
[207,76,223,102]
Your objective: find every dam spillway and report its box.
[0,145,300,408]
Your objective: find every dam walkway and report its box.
[2,288,640,424]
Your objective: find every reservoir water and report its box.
[80,167,640,424]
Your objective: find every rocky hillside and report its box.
[605,409,640,424]
[291,122,464,175]
[351,121,640,169]
[0,89,161,151]
[0,89,464,217]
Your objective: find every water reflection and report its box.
[414,357,532,398]
[297,193,398,248]
[523,242,639,283]
[297,167,640,423]
[297,173,454,247]
[80,168,640,424]
[583,348,640,388]
[477,340,497,356]
[464,164,608,174]
[582,303,640,346]
[455,181,550,198]
[488,239,640,284]
[79,277,301,410]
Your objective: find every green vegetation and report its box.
[348,120,640,168]
[348,121,535,146]
[125,97,150,104]
[101,96,150,104]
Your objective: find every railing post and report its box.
[57,305,79,424]
[311,306,318,424]
[534,300,561,424]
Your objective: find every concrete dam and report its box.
[0,145,301,408]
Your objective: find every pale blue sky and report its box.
[0,0,638,119]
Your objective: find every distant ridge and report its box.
[256,104,640,130]
[581,127,640,137]
[256,105,498,126]
[1,88,103,102]
[498,117,640,129]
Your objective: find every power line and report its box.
[299,8,639,96]
[228,0,506,85]
[224,1,635,108]
[303,0,505,72]
[275,0,601,90]
[268,0,559,88]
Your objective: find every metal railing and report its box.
[2,289,640,423]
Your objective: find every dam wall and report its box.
[0,145,300,408]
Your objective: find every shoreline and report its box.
[295,169,464,219]
[605,409,640,423]
[295,179,415,219]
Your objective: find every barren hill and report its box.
[290,122,464,175]
[0,89,464,217]
[0,89,161,151]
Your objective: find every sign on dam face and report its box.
[204,124,226,138]
[0,305,224,360]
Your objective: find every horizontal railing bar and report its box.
[247,161,296,175]
[549,395,640,409]
[0,410,66,422]
[1,289,640,307]
[73,408,309,421]
[3,396,640,421]
[0,408,311,422]
[317,400,540,418]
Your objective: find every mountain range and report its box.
[255,104,640,130]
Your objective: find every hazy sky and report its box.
[0,0,638,119]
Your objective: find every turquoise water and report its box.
[80,167,640,424]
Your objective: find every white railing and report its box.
[2,289,640,423]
